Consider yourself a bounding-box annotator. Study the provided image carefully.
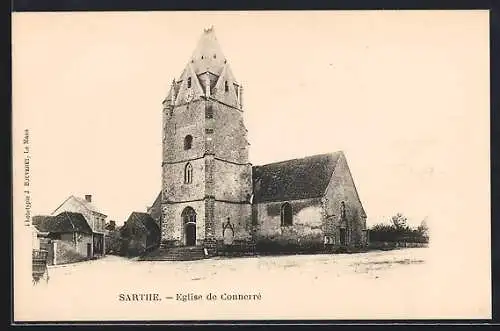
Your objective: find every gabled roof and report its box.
[72,196,103,214]
[212,63,239,107]
[32,215,51,226]
[123,212,161,237]
[32,212,93,234]
[52,195,107,216]
[174,62,205,105]
[148,192,162,221]
[252,152,342,203]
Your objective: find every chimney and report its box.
[85,195,92,203]
[109,220,116,230]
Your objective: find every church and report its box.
[147,27,368,258]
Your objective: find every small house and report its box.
[51,194,107,257]
[32,211,94,264]
[120,212,161,257]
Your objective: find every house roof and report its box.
[123,212,160,236]
[104,221,116,231]
[72,196,103,214]
[32,215,51,226]
[52,195,107,216]
[32,212,93,234]
[252,152,342,203]
[149,192,162,221]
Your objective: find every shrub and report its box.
[105,229,122,255]
[369,214,429,244]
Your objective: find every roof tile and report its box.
[32,212,93,234]
[252,152,342,203]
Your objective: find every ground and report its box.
[17,247,488,321]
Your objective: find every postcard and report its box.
[12,10,491,322]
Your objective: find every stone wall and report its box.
[213,159,252,202]
[161,201,206,246]
[208,100,249,164]
[323,153,367,247]
[162,158,206,201]
[163,101,206,163]
[59,232,92,257]
[213,201,252,241]
[54,237,91,265]
[253,197,324,248]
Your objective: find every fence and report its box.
[32,249,49,283]
[39,238,54,265]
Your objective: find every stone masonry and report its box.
[155,27,367,257]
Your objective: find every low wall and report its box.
[253,233,326,255]
[54,240,88,265]
[216,239,256,257]
[368,241,428,250]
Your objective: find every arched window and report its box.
[184,163,193,184]
[184,135,193,150]
[280,202,293,226]
[182,206,196,224]
[224,81,229,92]
[340,201,346,220]
[187,77,192,88]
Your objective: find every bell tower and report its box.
[160,27,252,253]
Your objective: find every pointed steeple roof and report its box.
[212,63,239,107]
[163,79,176,105]
[174,62,205,105]
[165,27,242,107]
[179,26,232,79]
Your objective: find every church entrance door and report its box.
[340,228,347,245]
[185,223,196,246]
[182,207,197,246]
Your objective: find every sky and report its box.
[12,10,490,230]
